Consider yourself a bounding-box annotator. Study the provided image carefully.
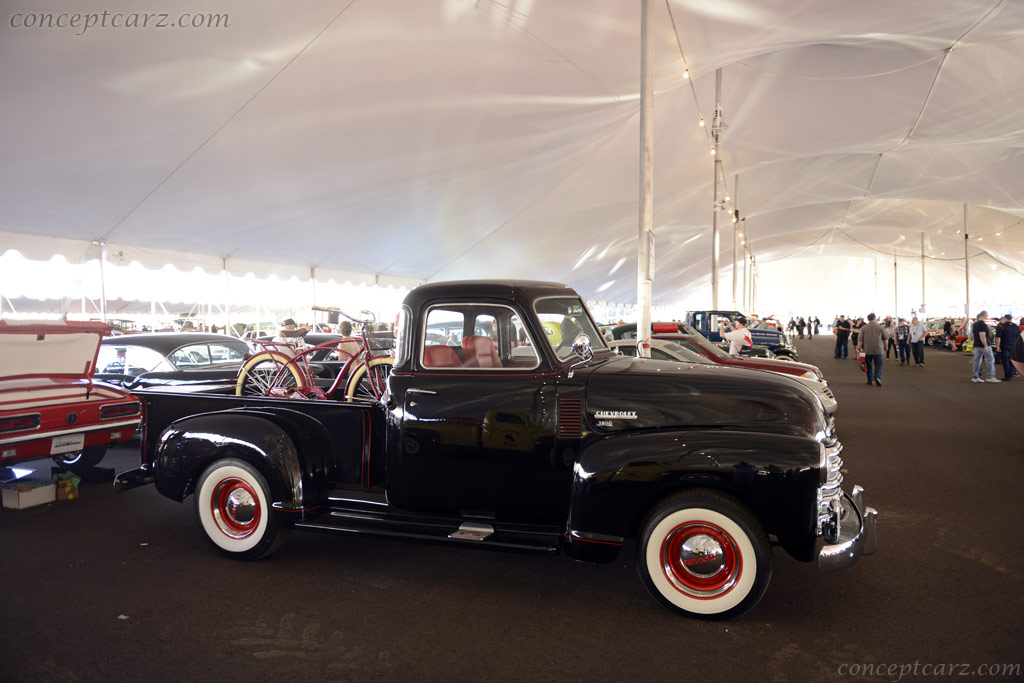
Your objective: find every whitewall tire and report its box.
[195,458,287,559]
[638,489,771,619]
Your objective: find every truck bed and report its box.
[136,385,383,485]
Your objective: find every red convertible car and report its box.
[0,320,141,475]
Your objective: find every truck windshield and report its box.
[533,297,607,361]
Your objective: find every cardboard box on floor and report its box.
[55,479,79,501]
[2,482,56,509]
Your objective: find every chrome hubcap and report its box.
[661,522,741,598]
[211,477,261,539]
[678,533,726,579]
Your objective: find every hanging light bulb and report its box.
[956,229,961,234]
[724,194,730,202]
[699,118,705,127]
[710,148,716,155]
[683,69,690,79]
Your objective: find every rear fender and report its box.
[153,409,332,512]
[566,429,821,563]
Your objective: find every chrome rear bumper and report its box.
[818,484,878,571]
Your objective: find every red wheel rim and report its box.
[660,521,741,599]
[210,477,262,539]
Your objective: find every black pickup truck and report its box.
[116,280,876,619]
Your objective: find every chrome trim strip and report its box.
[0,418,140,447]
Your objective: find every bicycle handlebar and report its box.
[311,306,376,324]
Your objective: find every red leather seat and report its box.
[461,335,502,368]
[423,345,461,368]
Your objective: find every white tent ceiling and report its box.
[1,0,1023,312]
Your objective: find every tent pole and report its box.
[920,233,926,317]
[964,204,970,321]
[93,240,108,323]
[741,219,748,313]
[224,258,231,335]
[732,174,739,310]
[711,68,723,310]
[636,0,654,357]
[893,250,898,321]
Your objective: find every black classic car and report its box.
[95,332,251,389]
[116,280,876,620]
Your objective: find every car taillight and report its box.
[0,414,41,432]
[100,402,141,419]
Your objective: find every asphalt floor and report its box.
[1,336,1022,683]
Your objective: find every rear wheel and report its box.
[56,445,107,473]
[195,458,288,559]
[343,356,394,402]
[235,352,304,397]
[637,489,771,620]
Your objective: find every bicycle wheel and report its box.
[343,356,394,402]
[235,352,305,397]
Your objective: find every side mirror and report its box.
[572,333,593,361]
[568,334,593,378]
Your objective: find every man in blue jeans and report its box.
[995,314,1020,380]
[970,311,1000,383]
[834,315,851,359]
[858,313,887,386]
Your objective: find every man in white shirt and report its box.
[719,316,753,357]
[908,316,927,367]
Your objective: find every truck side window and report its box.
[421,304,540,371]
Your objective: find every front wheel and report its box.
[343,356,394,402]
[235,352,304,397]
[637,489,772,620]
[195,458,288,559]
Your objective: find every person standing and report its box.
[807,316,814,340]
[796,317,806,339]
[858,313,888,386]
[970,311,1000,383]
[942,318,953,349]
[894,318,911,366]
[884,318,896,359]
[719,316,753,357]
[995,314,1020,381]
[834,315,851,359]
[909,316,927,367]
[850,317,864,350]
[814,317,821,335]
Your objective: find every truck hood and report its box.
[581,355,827,438]
[0,320,110,383]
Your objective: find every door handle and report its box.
[407,388,437,395]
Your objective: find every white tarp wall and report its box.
[1,1,1022,314]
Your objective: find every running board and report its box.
[293,510,561,554]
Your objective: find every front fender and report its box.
[154,408,332,512]
[565,429,821,562]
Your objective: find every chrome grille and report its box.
[817,428,844,541]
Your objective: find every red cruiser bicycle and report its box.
[234,307,394,402]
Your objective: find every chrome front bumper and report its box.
[818,484,878,571]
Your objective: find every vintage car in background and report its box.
[608,339,837,415]
[117,280,874,620]
[95,332,251,389]
[0,320,140,474]
[612,322,827,383]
